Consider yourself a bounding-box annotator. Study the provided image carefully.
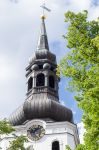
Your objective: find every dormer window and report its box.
[28,77,33,91]
[36,73,45,87]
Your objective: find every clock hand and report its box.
[35,128,41,134]
[32,128,39,133]
[36,126,42,132]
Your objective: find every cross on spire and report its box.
[40,0,51,19]
[36,1,51,50]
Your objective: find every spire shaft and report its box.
[37,17,49,50]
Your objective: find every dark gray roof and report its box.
[37,17,49,50]
[9,93,73,126]
[9,105,26,126]
[27,17,56,67]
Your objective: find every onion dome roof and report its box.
[9,93,73,126]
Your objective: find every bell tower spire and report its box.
[8,4,79,150]
[9,4,73,127]
[37,1,51,51]
[37,16,49,50]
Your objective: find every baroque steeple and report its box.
[37,16,49,50]
[9,15,73,126]
[26,16,58,99]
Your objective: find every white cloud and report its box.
[77,122,86,144]
[89,6,99,20]
[69,0,91,10]
[0,55,19,82]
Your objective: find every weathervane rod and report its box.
[43,0,45,16]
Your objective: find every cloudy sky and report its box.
[0,0,99,129]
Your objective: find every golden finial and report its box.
[41,15,46,20]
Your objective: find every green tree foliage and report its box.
[7,135,28,150]
[65,145,71,150]
[0,120,15,135]
[0,120,15,149]
[0,120,29,150]
[59,11,99,150]
[75,144,86,150]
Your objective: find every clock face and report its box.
[27,125,45,141]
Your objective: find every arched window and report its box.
[52,141,60,150]
[49,76,55,88]
[36,73,45,87]
[28,77,33,91]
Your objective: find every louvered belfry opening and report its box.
[28,77,33,91]
[52,141,60,150]
[36,73,45,87]
[49,76,55,89]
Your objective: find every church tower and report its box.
[8,16,79,150]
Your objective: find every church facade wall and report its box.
[1,120,79,150]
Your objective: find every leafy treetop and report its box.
[59,10,99,150]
